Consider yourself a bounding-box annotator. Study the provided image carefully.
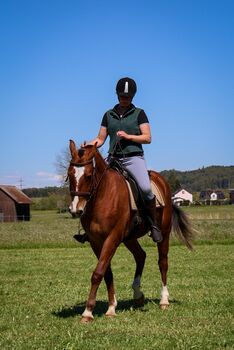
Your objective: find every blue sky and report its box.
[0,0,233,188]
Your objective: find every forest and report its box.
[23,165,234,198]
[160,165,234,193]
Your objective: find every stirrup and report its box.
[73,233,88,244]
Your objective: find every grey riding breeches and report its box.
[109,155,154,201]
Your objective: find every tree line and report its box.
[160,165,234,193]
[23,165,234,199]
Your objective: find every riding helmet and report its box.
[116,77,137,98]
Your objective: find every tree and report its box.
[166,171,181,193]
[54,146,71,186]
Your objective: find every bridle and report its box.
[69,158,93,198]
[69,156,108,200]
[70,159,93,167]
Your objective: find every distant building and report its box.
[229,190,234,204]
[210,192,218,201]
[199,190,225,204]
[0,185,32,222]
[172,189,193,206]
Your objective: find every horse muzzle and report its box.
[69,198,87,218]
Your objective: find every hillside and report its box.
[22,166,234,197]
[160,166,234,192]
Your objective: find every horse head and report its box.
[68,139,98,217]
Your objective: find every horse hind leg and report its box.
[132,275,145,307]
[124,239,146,307]
[157,234,170,309]
[160,285,169,310]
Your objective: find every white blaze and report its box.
[69,166,85,214]
[69,196,79,213]
[75,166,85,182]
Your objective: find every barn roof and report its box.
[0,185,32,204]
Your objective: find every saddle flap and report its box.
[126,178,165,211]
[150,181,165,207]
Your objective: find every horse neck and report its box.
[94,151,107,176]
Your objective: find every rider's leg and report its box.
[144,196,162,242]
[121,156,162,243]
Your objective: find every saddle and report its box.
[109,158,165,211]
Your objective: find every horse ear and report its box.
[94,141,98,148]
[69,139,77,158]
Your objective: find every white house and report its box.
[173,189,193,205]
[210,192,218,201]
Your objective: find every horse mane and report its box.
[88,145,108,172]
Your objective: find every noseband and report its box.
[70,159,93,167]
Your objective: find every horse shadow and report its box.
[52,298,181,319]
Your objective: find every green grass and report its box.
[0,207,234,349]
[0,246,233,349]
[183,205,234,220]
[0,207,233,249]
[0,211,79,249]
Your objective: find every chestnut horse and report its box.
[68,139,193,323]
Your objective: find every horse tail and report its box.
[172,203,193,250]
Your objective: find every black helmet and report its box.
[116,77,137,97]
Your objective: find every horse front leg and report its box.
[81,235,120,323]
[81,268,102,323]
[124,239,146,306]
[157,235,170,309]
[104,265,117,317]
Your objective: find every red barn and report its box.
[0,185,32,222]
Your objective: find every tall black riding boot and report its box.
[73,233,89,244]
[145,196,163,243]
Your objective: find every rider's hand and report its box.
[116,131,130,140]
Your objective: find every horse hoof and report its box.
[134,293,145,307]
[80,316,93,324]
[105,309,116,317]
[105,313,116,318]
[160,304,169,310]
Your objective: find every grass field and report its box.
[0,206,234,349]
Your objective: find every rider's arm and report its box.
[117,123,151,144]
[88,126,108,148]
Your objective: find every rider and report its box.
[74,77,162,243]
